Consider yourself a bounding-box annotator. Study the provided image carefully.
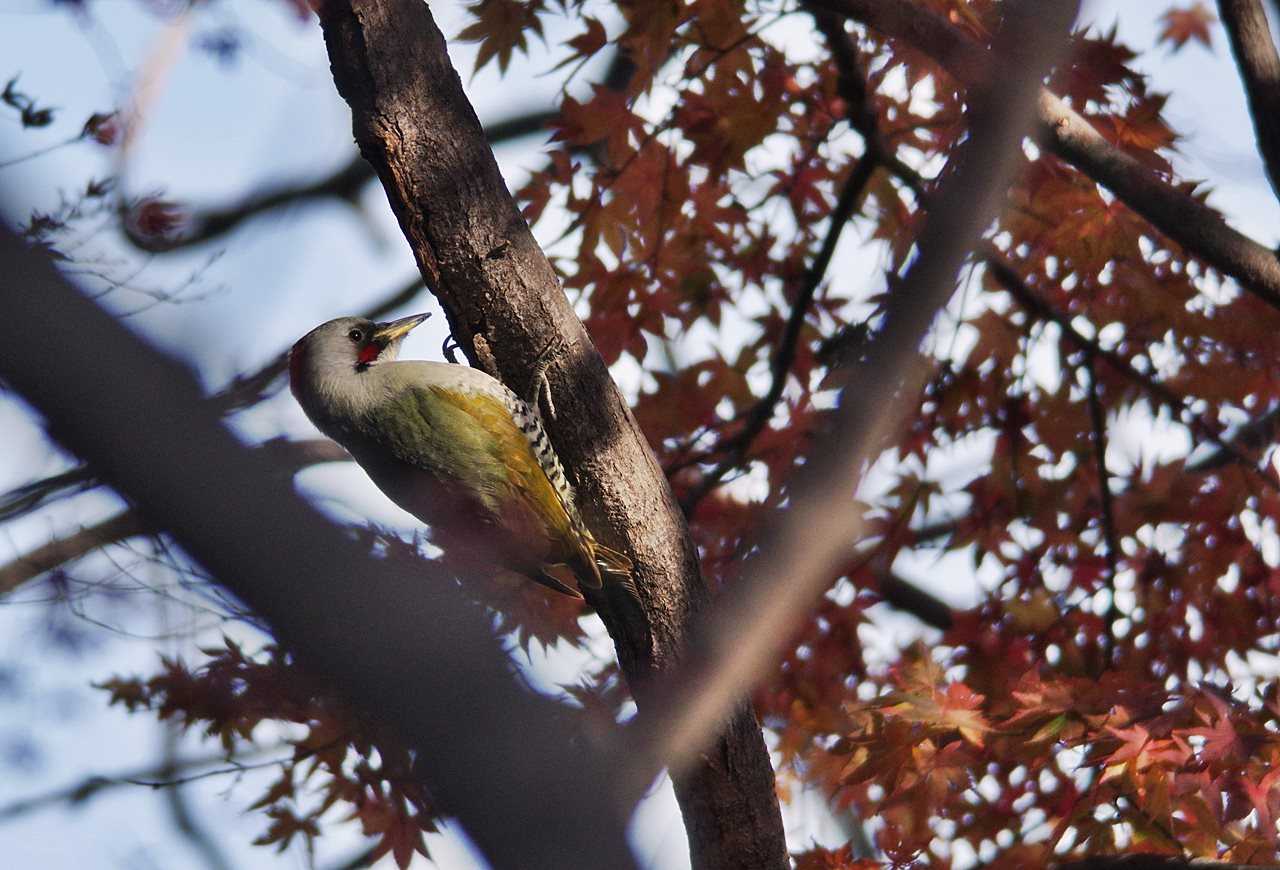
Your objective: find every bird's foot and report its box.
[442,333,463,364]
[527,336,565,420]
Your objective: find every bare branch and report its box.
[626,0,1081,791]
[0,745,281,824]
[0,465,95,523]
[0,511,145,596]
[158,726,233,870]
[121,111,555,254]
[0,225,639,868]
[681,11,922,512]
[0,439,347,598]
[813,0,1280,314]
[1219,0,1280,200]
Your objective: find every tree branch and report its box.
[0,745,282,824]
[983,246,1279,491]
[812,0,1280,314]
[0,464,95,523]
[0,438,347,598]
[0,510,144,596]
[681,9,913,513]
[121,111,555,254]
[0,225,639,869]
[681,152,878,514]
[1219,0,1280,201]
[627,0,1080,796]
[313,2,787,865]
[158,725,233,870]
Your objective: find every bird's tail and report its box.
[592,542,638,600]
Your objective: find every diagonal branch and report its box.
[0,225,638,869]
[680,12,907,514]
[812,0,1280,314]
[0,465,95,523]
[0,511,145,596]
[626,0,1081,793]
[121,111,555,253]
[1219,0,1280,201]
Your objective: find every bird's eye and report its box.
[348,328,363,343]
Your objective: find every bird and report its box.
[289,313,632,598]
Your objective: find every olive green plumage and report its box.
[290,314,632,598]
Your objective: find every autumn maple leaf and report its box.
[1158,3,1216,50]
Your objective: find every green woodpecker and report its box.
[289,313,631,598]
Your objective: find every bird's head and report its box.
[290,313,431,402]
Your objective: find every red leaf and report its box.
[1159,3,1216,50]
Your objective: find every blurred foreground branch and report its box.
[626,0,1081,791]
[0,225,637,869]
[0,438,346,598]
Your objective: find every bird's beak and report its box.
[371,312,431,346]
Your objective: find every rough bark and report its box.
[314,2,787,867]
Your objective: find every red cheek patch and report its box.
[357,343,382,365]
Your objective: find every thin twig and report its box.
[120,111,556,254]
[1082,350,1123,666]
[158,725,232,870]
[0,439,347,599]
[983,246,1279,492]
[681,152,880,513]
[0,745,281,823]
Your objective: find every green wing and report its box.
[367,383,594,591]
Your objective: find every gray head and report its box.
[289,313,430,405]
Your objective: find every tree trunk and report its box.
[315,2,788,867]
